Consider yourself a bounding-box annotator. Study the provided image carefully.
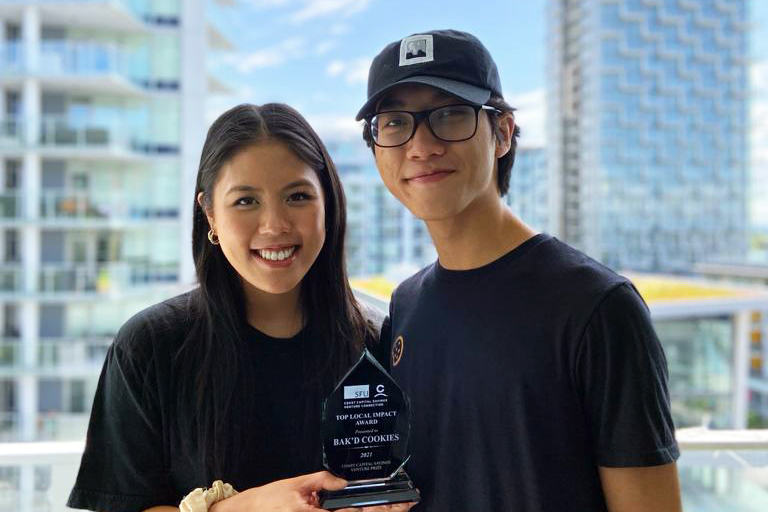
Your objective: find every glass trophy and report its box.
[319,349,420,510]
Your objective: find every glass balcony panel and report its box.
[0,266,22,292]
[1,0,149,22]
[38,261,178,293]
[0,40,23,73]
[0,430,762,511]
[0,117,23,148]
[39,115,128,151]
[39,40,149,83]
[39,190,178,220]
[0,193,22,219]
[0,412,20,442]
[36,338,111,369]
[0,341,22,368]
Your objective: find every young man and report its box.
[357,30,683,511]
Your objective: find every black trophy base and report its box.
[319,471,420,510]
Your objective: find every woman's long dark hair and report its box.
[175,103,374,479]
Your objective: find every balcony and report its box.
[36,40,149,95]
[0,41,22,73]
[0,429,764,512]
[0,193,23,220]
[37,261,178,296]
[0,1,149,32]
[0,118,23,148]
[0,337,112,377]
[39,189,178,225]
[0,265,22,293]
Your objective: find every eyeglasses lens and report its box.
[371,105,478,147]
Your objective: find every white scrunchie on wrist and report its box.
[179,480,239,512]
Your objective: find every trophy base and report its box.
[319,471,420,510]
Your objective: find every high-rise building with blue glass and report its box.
[548,0,748,273]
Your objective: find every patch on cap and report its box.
[399,34,434,67]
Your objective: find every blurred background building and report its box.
[0,0,229,444]
[548,0,749,273]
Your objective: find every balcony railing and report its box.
[38,261,178,294]
[0,0,152,23]
[0,193,22,219]
[0,337,112,371]
[39,190,178,221]
[0,41,22,73]
[37,115,178,155]
[39,40,148,82]
[0,340,21,367]
[0,117,23,147]
[39,115,132,151]
[0,265,22,293]
[0,429,765,512]
[0,413,90,443]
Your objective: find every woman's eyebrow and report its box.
[283,179,317,191]
[224,184,259,195]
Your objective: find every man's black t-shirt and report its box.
[382,234,679,511]
[67,291,380,512]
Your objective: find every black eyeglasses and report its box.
[367,104,501,148]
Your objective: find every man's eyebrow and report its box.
[378,97,403,110]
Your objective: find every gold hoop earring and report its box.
[207,229,220,245]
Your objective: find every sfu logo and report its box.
[344,385,369,399]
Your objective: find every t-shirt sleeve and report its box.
[67,317,177,512]
[374,314,393,371]
[576,282,680,467]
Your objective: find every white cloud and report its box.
[290,0,372,23]
[228,37,305,72]
[752,59,768,90]
[315,40,336,55]
[329,23,350,35]
[306,114,364,140]
[243,0,293,6]
[506,88,546,148]
[326,57,372,85]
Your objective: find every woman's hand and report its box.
[210,471,347,512]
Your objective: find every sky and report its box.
[206,0,768,152]
[206,0,547,145]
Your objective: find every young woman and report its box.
[67,104,411,512]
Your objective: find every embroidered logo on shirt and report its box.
[399,35,434,67]
[392,335,405,367]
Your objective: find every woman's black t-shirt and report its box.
[67,291,372,512]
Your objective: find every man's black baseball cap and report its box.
[355,29,503,121]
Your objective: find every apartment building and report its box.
[0,0,228,443]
